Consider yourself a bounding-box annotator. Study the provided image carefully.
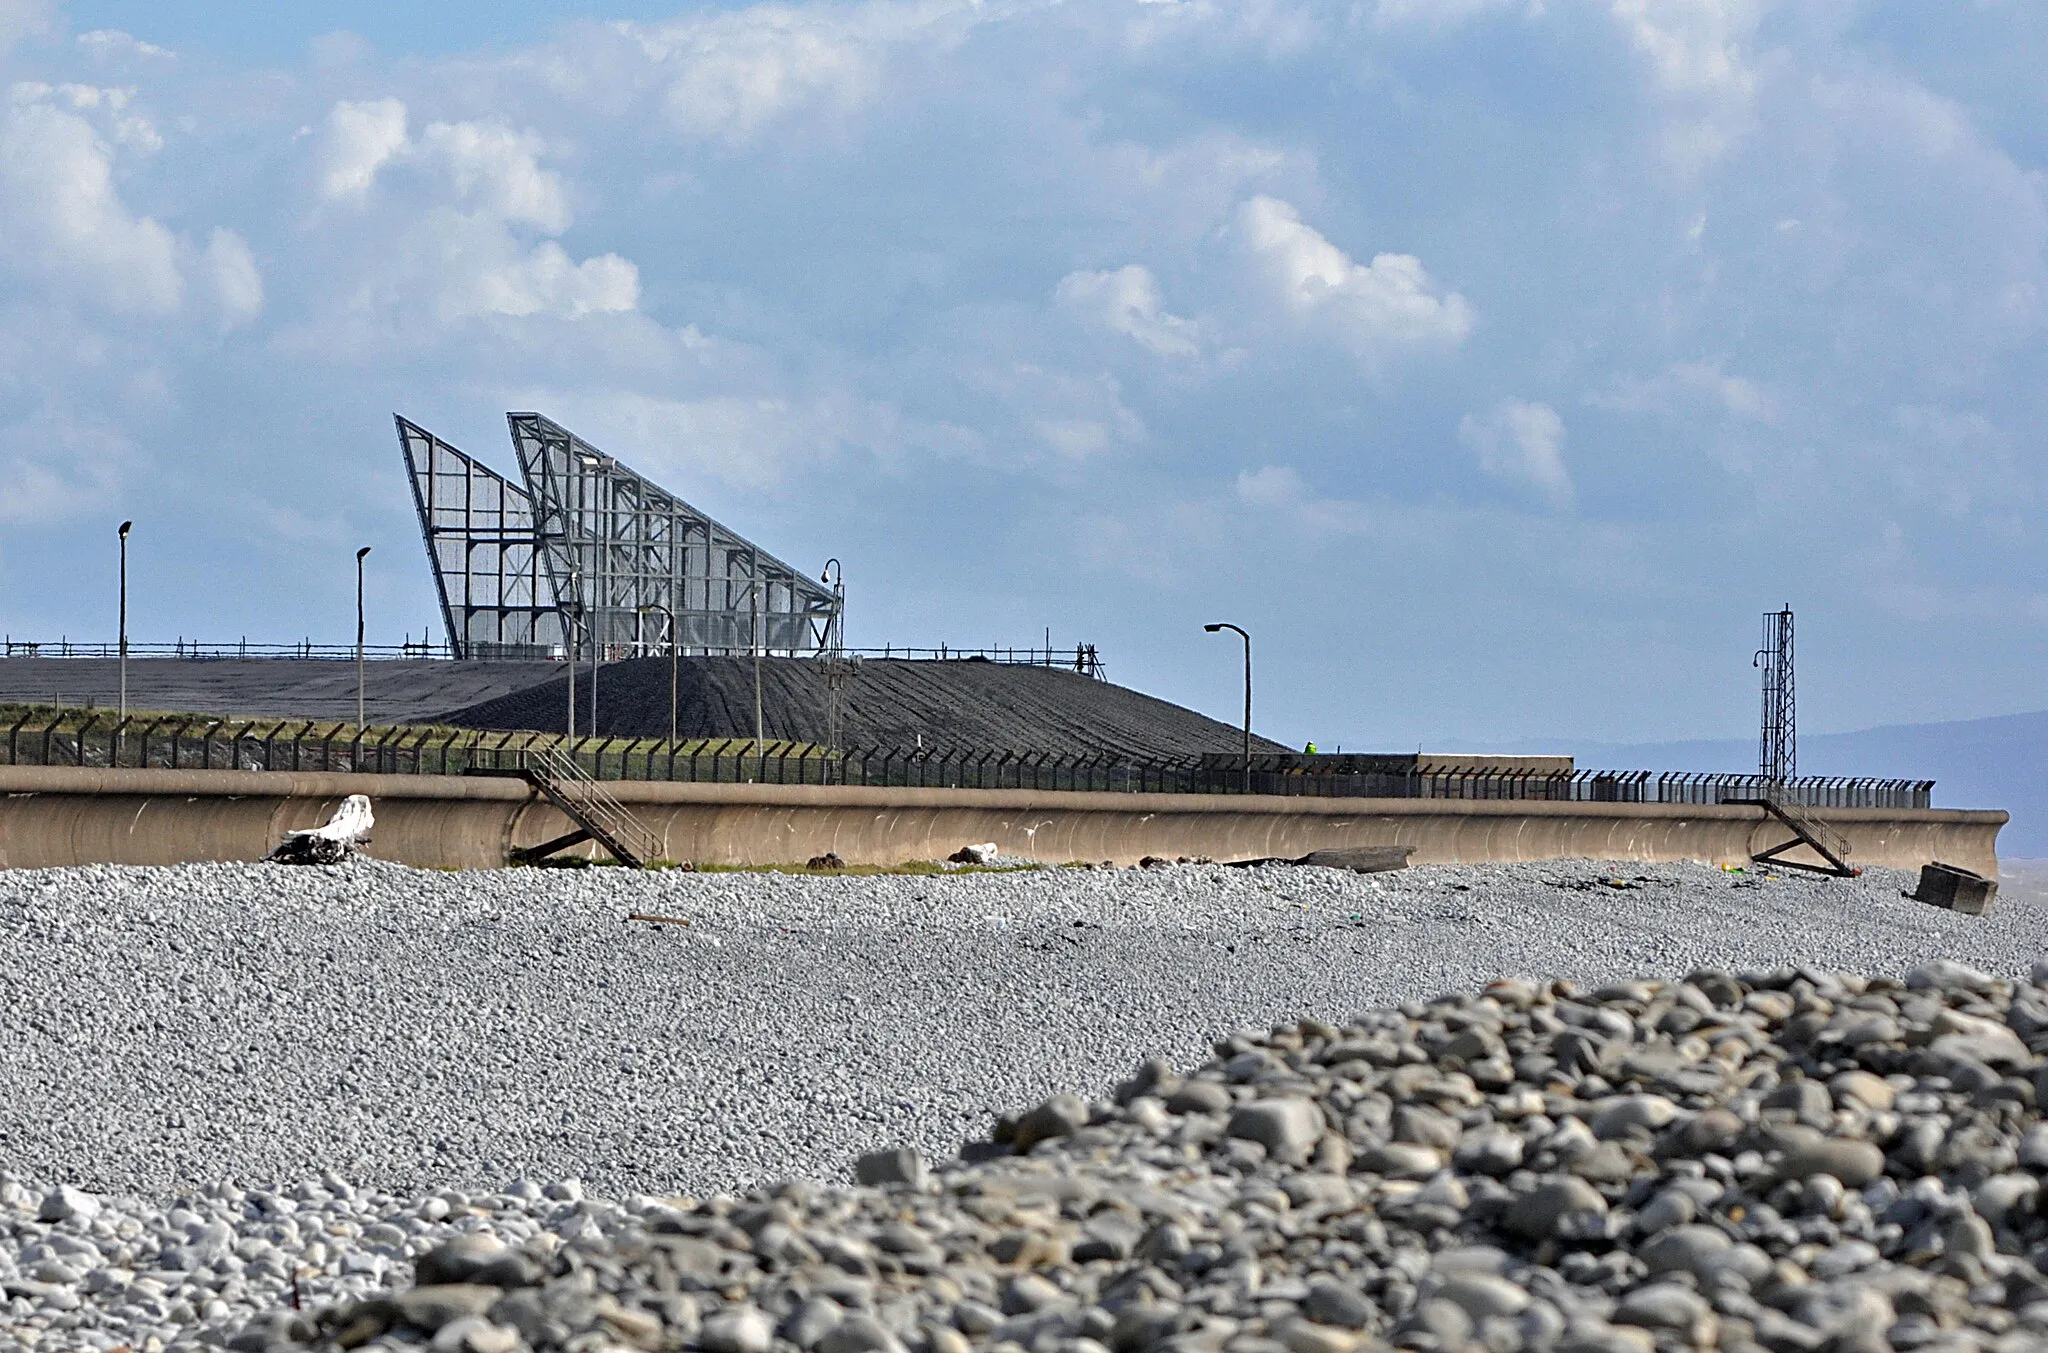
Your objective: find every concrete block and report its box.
[1913,861,1998,916]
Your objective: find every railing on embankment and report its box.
[0,766,2004,878]
[0,712,1933,809]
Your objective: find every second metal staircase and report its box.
[471,747,662,868]
[1730,791,1859,878]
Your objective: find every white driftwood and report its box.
[266,794,375,865]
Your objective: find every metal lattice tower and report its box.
[400,412,841,662]
[1755,605,1796,784]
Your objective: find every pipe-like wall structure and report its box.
[0,766,2006,877]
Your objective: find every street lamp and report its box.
[575,455,605,742]
[565,561,584,747]
[117,520,132,762]
[565,605,580,744]
[821,557,844,654]
[752,577,765,781]
[355,547,372,732]
[637,603,678,746]
[1204,622,1251,793]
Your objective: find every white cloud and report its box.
[1610,0,1761,167]
[76,29,173,61]
[1610,0,1757,98]
[0,90,181,312]
[456,240,638,321]
[1367,0,1539,31]
[615,1,983,146]
[0,401,133,525]
[318,101,573,235]
[1054,264,1201,358]
[318,98,408,203]
[12,80,162,150]
[657,21,874,144]
[0,0,50,55]
[971,361,1144,466]
[1460,400,1573,509]
[1592,358,1772,420]
[416,120,569,232]
[1234,464,1307,507]
[309,99,633,324]
[522,386,919,491]
[203,228,264,328]
[1237,195,1472,359]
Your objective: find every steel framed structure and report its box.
[400,412,841,662]
[1756,605,1796,783]
[398,417,562,660]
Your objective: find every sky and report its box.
[0,0,2044,755]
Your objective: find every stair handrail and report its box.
[515,745,662,866]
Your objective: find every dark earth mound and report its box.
[0,658,561,725]
[440,656,1292,758]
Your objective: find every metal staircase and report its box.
[470,747,662,868]
[1731,791,1859,878]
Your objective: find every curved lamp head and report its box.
[1203,623,1222,632]
[118,520,133,540]
[357,546,373,561]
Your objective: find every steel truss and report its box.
[1755,605,1796,783]
[399,412,841,662]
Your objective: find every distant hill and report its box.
[1491,711,2048,858]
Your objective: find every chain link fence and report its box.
[0,709,1934,808]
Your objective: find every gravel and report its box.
[6,858,2048,1351]
[4,858,2043,1203]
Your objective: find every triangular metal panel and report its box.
[507,412,840,660]
[397,415,564,660]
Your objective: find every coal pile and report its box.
[440,657,1292,759]
[0,657,561,724]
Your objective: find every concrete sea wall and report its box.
[0,766,2006,877]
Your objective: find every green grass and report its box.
[665,860,1043,876]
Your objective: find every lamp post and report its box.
[117,520,132,762]
[637,603,678,746]
[821,557,844,654]
[752,578,765,782]
[565,607,578,744]
[355,547,372,732]
[565,561,583,747]
[1204,622,1251,793]
[575,454,604,742]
